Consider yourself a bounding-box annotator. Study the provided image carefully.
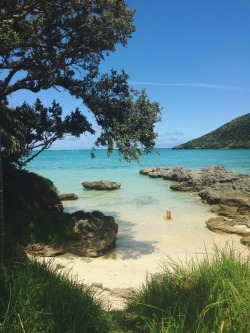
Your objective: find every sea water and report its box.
[26,149,250,259]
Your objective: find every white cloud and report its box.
[50,134,96,150]
[165,131,184,136]
[130,82,250,92]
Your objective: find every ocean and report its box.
[26,149,250,260]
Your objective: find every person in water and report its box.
[165,208,172,220]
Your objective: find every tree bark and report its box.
[0,134,4,265]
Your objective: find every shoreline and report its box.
[30,165,250,310]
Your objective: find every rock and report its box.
[210,197,250,218]
[140,165,250,244]
[170,183,196,192]
[206,217,250,236]
[162,166,193,182]
[241,234,250,246]
[59,193,78,200]
[140,166,193,182]
[82,180,121,190]
[26,243,65,257]
[26,211,118,258]
[68,211,118,257]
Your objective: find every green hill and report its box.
[173,113,250,149]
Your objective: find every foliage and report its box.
[118,244,250,333]
[3,167,79,246]
[1,98,94,166]
[0,0,162,162]
[174,113,250,149]
[0,261,114,333]
[0,0,135,98]
[0,99,26,160]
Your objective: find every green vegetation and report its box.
[0,245,249,332]
[0,0,161,164]
[1,98,95,168]
[118,244,250,333]
[173,113,250,149]
[3,167,79,257]
[0,261,114,333]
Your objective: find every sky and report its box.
[8,0,250,149]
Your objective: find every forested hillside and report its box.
[173,113,250,149]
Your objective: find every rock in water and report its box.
[82,180,121,190]
[59,193,78,200]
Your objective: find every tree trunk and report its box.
[0,134,4,265]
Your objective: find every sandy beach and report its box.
[38,231,246,310]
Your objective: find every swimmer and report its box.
[164,208,172,220]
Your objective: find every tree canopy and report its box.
[0,0,162,163]
[1,98,96,167]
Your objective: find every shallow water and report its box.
[27,149,250,260]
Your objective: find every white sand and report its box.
[37,233,247,310]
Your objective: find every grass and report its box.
[117,244,250,333]
[0,244,249,333]
[0,261,115,333]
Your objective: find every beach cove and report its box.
[27,149,250,309]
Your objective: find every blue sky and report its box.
[8,0,250,149]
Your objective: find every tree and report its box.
[0,0,161,160]
[1,98,95,167]
[0,0,162,262]
[0,136,3,265]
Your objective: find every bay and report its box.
[26,148,250,260]
[26,149,250,298]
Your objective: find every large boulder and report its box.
[26,211,118,258]
[82,180,121,190]
[69,211,118,257]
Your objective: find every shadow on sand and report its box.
[101,210,158,260]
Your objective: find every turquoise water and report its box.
[26,149,250,258]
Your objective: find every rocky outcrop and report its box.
[26,211,118,258]
[82,180,121,190]
[140,166,193,182]
[206,216,250,235]
[140,166,250,246]
[59,193,78,200]
[70,211,118,257]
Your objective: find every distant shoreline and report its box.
[32,147,250,152]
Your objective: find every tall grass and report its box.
[119,244,250,333]
[1,245,249,333]
[0,261,114,333]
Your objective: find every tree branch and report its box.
[20,136,58,167]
